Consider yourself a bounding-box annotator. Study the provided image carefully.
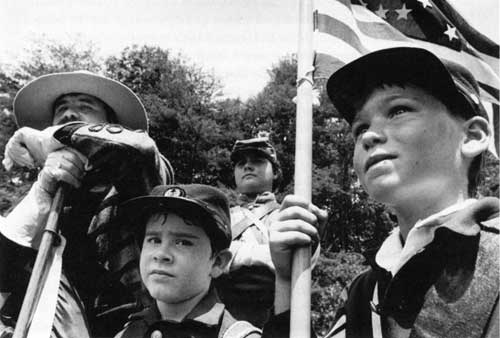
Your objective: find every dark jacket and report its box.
[115,288,261,338]
[263,198,500,338]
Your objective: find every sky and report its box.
[0,0,498,99]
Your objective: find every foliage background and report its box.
[0,40,498,335]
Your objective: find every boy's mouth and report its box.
[365,153,397,172]
[150,269,175,278]
[242,173,256,179]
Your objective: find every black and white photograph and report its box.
[0,1,498,337]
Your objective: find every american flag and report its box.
[313,0,499,155]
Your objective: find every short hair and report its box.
[136,210,222,257]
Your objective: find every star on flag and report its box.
[444,24,458,41]
[417,0,432,8]
[375,4,389,19]
[395,3,412,20]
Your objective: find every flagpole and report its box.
[291,0,313,337]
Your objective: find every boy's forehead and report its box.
[54,93,103,106]
[351,83,444,124]
[145,212,201,232]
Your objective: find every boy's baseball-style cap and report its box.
[121,184,231,250]
[13,70,148,131]
[326,47,487,124]
[230,136,280,168]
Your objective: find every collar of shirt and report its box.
[236,191,276,208]
[132,287,226,327]
[375,199,478,276]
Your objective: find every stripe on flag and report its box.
[314,0,500,154]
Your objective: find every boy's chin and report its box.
[148,284,209,305]
[149,289,189,304]
[363,180,401,204]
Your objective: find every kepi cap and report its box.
[326,47,487,125]
[13,70,148,131]
[121,184,231,250]
[231,135,280,169]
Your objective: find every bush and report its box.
[311,251,368,336]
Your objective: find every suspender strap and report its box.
[231,202,278,240]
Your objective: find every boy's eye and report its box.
[388,106,411,117]
[352,124,369,139]
[145,236,161,244]
[175,239,193,247]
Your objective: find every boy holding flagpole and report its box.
[263,47,499,338]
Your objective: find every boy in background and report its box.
[217,135,282,327]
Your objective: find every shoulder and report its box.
[347,267,376,294]
[219,310,262,338]
[113,307,156,338]
[477,201,499,252]
[480,216,499,233]
[475,197,499,234]
[113,320,148,338]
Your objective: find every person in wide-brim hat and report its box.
[13,70,148,131]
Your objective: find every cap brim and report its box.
[120,196,224,243]
[230,147,274,164]
[326,47,457,124]
[13,72,148,130]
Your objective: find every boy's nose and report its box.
[153,246,173,263]
[59,109,81,123]
[243,161,255,170]
[361,129,386,151]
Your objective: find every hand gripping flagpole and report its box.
[13,185,68,338]
[290,0,314,337]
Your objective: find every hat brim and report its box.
[13,72,148,130]
[120,195,226,246]
[230,147,274,163]
[326,47,459,124]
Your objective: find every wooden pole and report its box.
[290,0,314,337]
[13,185,67,338]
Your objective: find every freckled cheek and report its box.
[234,169,244,180]
[352,148,364,177]
[139,254,150,280]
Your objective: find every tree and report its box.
[105,45,229,185]
[16,36,102,80]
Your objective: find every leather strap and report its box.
[231,202,278,240]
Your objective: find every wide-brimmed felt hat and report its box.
[13,71,148,130]
[230,136,280,169]
[121,184,231,250]
[326,47,487,125]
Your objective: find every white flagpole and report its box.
[290,0,314,337]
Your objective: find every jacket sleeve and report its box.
[0,182,52,249]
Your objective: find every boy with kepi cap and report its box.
[216,133,282,327]
[115,184,261,338]
[262,47,499,338]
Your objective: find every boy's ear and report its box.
[210,249,233,279]
[461,116,491,159]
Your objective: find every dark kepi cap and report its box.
[326,47,486,125]
[230,136,280,168]
[121,184,231,250]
